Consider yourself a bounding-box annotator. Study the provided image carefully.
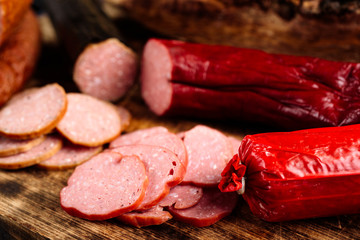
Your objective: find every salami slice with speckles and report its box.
[168,188,238,227]
[159,184,203,209]
[38,140,102,170]
[228,136,242,156]
[110,145,186,210]
[117,205,172,228]
[0,135,45,157]
[73,38,138,102]
[110,127,188,168]
[60,152,148,220]
[0,135,62,169]
[56,93,122,147]
[0,83,67,139]
[181,125,233,187]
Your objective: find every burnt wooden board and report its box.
[2,10,360,240]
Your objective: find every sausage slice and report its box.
[0,83,67,139]
[38,140,102,170]
[117,205,172,228]
[0,135,62,169]
[181,125,234,187]
[110,145,186,210]
[56,93,122,146]
[159,184,203,209]
[168,188,238,227]
[0,135,45,157]
[60,152,148,220]
[110,127,188,168]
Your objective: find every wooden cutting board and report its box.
[2,10,360,240]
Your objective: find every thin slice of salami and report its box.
[117,205,172,228]
[110,127,188,167]
[0,135,45,157]
[0,83,67,139]
[0,135,62,169]
[37,140,102,170]
[110,145,186,210]
[60,152,148,220]
[56,93,122,147]
[168,188,238,227]
[74,38,137,101]
[181,125,234,187]
[159,184,203,209]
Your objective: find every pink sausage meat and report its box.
[60,152,148,220]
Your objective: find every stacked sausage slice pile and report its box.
[60,125,240,227]
[0,83,128,170]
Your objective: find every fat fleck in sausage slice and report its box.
[0,83,67,139]
[56,93,122,147]
[60,152,148,220]
[117,205,172,228]
[168,188,238,227]
[159,184,203,209]
[0,135,62,170]
[38,140,102,170]
[181,125,234,187]
[0,135,46,157]
[110,145,186,210]
[110,127,188,168]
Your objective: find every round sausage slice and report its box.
[0,135,62,169]
[56,93,122,147]
[110,127,188,168]
[159,184,203,209]
[116,105,132,131]
[168,188,238,227]
[60,152,148,220]
[117,205,172,228]
[73,38,138,102]
[0,135,45,157]
[37,140,102,170]
[0,83,67,139]
[110,145,186,210]
[181,125,233,187]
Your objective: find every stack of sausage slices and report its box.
[0,83,241,227]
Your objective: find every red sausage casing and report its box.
[220,124,360,222]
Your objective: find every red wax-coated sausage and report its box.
[141,38,360,130]
[219,124,360,222]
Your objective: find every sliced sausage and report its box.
[0,135,46,157]
[60,153,148,220]
[74,38,138,101]
[38,140,102,170]
[56,93,122,147]
[228,136,242,156]
[0,83,67,139]
[181,125,233,187]
[0,10,41,106]
[168,188,238,227]
[116,105,132,131]
[159,184,203,209]
[110,127,188,167]
[117,205,172,228]
[0,135,62,169]
[110,145,186,210]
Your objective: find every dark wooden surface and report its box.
[2,8,360,240]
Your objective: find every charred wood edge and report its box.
[39,0,128,61]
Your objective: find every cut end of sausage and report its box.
[141,38,173,116]
[73,38,138,102]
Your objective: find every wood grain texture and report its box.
[2,8,360,240]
